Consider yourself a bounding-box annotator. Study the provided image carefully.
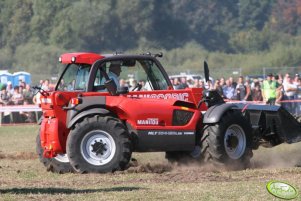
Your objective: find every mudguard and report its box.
[203,103,238,124]
[67,108,110,129]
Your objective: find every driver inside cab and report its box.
[108,61,122,90]
[99,61,122,91]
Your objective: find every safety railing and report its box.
[0,105,41,126]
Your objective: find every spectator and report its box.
[187,79,194,88]
[296,77,301,115]
[283,74,297,114]
[205,79,214,90]
[19,79,25,88]
[251,82,263,101]
[42,79,50,91]
[229,77,237,89]
[129,79,138,91]
[193,79,200,88]
[235,76,250,101]
[0,85,11,123]
[178,77,189,89]
[23,84,34,104]
[294,74,299,86]
[245,79,252,101]
[169,78,174,86]
[213,79,223,97]
[173,78,181,89]
[138,80,146,90]
[20,98,36,123]
[274,75,283,106]
[262,73,277,105]
[0,85,11,105]
[59,79,67,90]
[119,79,128,88]
[283,73,290,85]
[11,86,24,105]
[220,77,225,87]
[198,80,205,89]
[6,81,13,96]
[223,79,235,99]
[39,79,44,87]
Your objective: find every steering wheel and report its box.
[131,83,142,91]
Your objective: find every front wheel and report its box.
[201,110,253,169]
[36,134,74,173]
[67,116,132,173]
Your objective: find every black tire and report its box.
[67,115,132,173]
[201,110,253,169]
[36,134,74,174]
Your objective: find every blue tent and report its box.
[0,71,13,86]
[13,71,31,86]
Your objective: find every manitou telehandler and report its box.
[36,52,301,173]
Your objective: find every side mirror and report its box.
[204,61,209,83]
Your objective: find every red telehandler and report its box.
[36,52,301,173]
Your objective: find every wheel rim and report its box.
[54,154,69,163]
[224,124,246,160]
[80,130,116,166]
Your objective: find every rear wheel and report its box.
[36,134,74,173]
[67,116,132,173]
[201,110,253,169]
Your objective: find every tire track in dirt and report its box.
[0,151,37,160]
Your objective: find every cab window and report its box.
[92,59,169,91]
[56,64,91,91]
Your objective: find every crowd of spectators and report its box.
[169,73,301,115]
[0,79,51,123]
[1,74,301,124]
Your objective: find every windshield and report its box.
[56,64,91,91]
[92,58,169,91]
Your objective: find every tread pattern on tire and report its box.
[201,110,253,169]
[67,115,132,173]
[36,134,74,174]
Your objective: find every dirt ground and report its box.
[1,125,301,200]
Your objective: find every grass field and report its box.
[1,125,301,200]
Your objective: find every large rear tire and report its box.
[36,134,74,173]
[67,116,132,173]
[201,110,253,169]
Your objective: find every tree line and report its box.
[0,0,301,81]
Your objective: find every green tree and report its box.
[238,0,274,30]
[0,0,33,50]
[269,0,301,35]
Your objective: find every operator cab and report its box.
[56,53,172,94]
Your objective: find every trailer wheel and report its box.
[36,134,74,173]
[201,110,252,169]
[67,116,132,173]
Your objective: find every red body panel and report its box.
[125,88,207,111]
[40,91,77,157]
[40,87,206,157]
[60,52,104,64]
[105,96,200,130]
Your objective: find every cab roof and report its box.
[59,52,105,65]
[59,52,160,65]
